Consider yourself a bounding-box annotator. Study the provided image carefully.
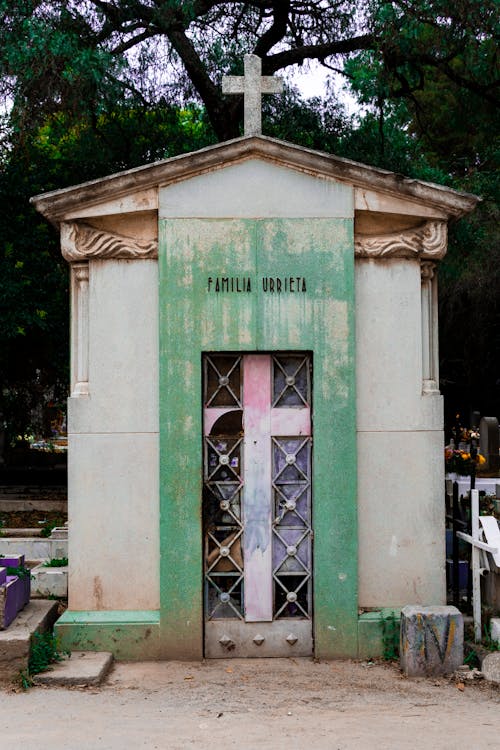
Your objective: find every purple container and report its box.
[1,576,26,629]
[0,554,25,568]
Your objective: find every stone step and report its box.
[0,600,59,682]
[33,651,113,687]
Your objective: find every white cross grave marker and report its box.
[222,54,283,136]
[456,489,499,641]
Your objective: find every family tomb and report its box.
[32,56,479,660]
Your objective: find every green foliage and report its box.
[19,630,69,688]
[482,622,500,653]
[0,102,215,446]
[39,517,64,538]
[6,564,30,579]
[43,557,68,567]
[381,611,400,661]
[0,0,497,438]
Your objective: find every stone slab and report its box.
[490,618,500,645]
[481,652,500,684]
[0,600,59,682]
[31,564,68,598]
[400,605,463,677]
[0,538,68,561]
[33,651,113,687]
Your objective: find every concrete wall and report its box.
[67,259,159,611]
[63,159,446,636]
[355,258,445,607]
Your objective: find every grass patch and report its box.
[39,517,65,537]
[42,557,68,567]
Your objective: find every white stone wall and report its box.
[355,258,445,606]
[67,259,159,611]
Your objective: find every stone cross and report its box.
[222,54,283,136]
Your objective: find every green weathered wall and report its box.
[159,217,357,658]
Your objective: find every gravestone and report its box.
[31,55,479,661]
[400,605,464,676]
[479,417,500,473]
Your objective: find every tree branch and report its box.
[264,34,375,72]
[167,27,231,138]
[254,0,290,58]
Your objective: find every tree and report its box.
[0,1,497,142]
[343,12,499,425]
[0,102,217,447]
[0,1,498,445]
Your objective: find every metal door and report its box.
[203,353,313,657]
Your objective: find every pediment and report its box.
[32,135,478,226]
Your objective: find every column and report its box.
[71,262,89,396]
[421,261,439,394]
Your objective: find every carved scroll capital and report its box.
[73,261,89,284]
[61,221,158,262]
[355,220,447,260]
[420,260,436,282]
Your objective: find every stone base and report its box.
[400,605,463,677]
[357,609,401,659]
[55,610,162,660]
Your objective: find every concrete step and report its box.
[0,599,59,682]
[33,651,114,687]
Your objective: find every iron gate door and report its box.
[203,353,313,657]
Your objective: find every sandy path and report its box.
[1,658,499,749]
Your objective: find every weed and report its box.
[6,564,31,579]
[381,611,400,661]
[18,631,70,689]
[42,557,68,567]
[482,622,500,652]
[463,648,480,669]
[39,517,64,538]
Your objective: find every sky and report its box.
[289,61,360,115]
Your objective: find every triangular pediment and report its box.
[32,135,478,225]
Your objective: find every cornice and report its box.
[32,136,479,224]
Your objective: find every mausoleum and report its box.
[32,59,478,659]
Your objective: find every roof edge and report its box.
[31,135,480,222]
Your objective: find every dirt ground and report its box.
[1,658,499,749]
[0,509,67,528]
